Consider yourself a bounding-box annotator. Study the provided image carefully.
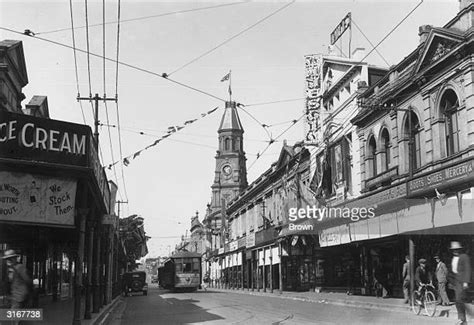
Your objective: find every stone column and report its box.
[269,248,273,293]
[262,249,266,293]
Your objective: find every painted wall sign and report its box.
[0,110,89,166]
[408,160,474,195]
[0,171,77,226]
[330,13,351,45]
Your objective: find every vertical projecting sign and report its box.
[304,54,323,144]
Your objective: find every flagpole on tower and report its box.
[229,70,232,102]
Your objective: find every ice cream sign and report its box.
[0,110,89,166]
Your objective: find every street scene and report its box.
[0,0,473,324]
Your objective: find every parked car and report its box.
[122,271,148,296]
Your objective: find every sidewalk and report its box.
[0,294,122,325]
[208,287,473,321]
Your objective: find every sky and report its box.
[0,0,458,257]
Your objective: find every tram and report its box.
[158,251,202,292]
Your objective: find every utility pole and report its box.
[116,200,128,218]
[77,93,117,150]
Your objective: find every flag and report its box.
[123,157,130,166]
[133,151,141,159]
[220,71,231,82]
[184,119,197,125]
[207,107,219,114]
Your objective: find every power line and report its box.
[115,0,121,97]
[237,105,272,140]
[68,0,85,124]
[244,98,305,107]
[0,27,227,103]
[36,2,248,35]
[248,114,304,170]
[115,101,129,202]
[84,0,92,97]
[168,0,295,76]
[353,0,424,67]
[103,101,119,194]
[351,18,390,68]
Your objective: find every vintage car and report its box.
[122,271,148,296]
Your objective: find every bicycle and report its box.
[411,282,437,317]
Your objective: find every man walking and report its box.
[450,241,471,325]
[402,255,411,303]
[2,249,32,309]
[434,254,449,306]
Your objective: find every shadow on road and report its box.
[121,287,225,325]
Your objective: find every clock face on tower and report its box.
[222,164,233,179]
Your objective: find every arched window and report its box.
[225,138,230,151]
[367,135,377,177]
[439,89,459,156]
[404,111,421,170]
[381,128,390,172]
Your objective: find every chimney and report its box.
[459,0,474,11]
[418,25,432,44]
[23,96,49,118]
[351,47,365,61]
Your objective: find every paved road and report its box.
[108,285,452,325]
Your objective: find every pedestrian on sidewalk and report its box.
[402,255,411,304]
[2,249,32,309]
[433,254,449,306]
[449,241,471,325]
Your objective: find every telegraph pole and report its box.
[116,200,128,218]
[77,93,117,150]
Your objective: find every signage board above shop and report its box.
[408,160,474,195]
[0,110,110,213]
[0,110,89,166]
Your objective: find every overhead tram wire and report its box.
[351,18,390,68]
[168,0,295,76]
[84,0,92,99]
[113,1,129,203]
[349,0,424,69]
[0,27,228,103]
[68,0,86,124]
[244,97,305,108]
[36,2,248,35]
[237,105,272,140]
[247,114,304,171]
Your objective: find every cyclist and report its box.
[415,258,433,301]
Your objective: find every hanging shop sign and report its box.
[0,171,77,226]
[408,159,474,195]
[0,110,89,166]
[304,54,323,144]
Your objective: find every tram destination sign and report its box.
[408,160,474,195]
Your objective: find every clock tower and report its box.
[211,100,247,208]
